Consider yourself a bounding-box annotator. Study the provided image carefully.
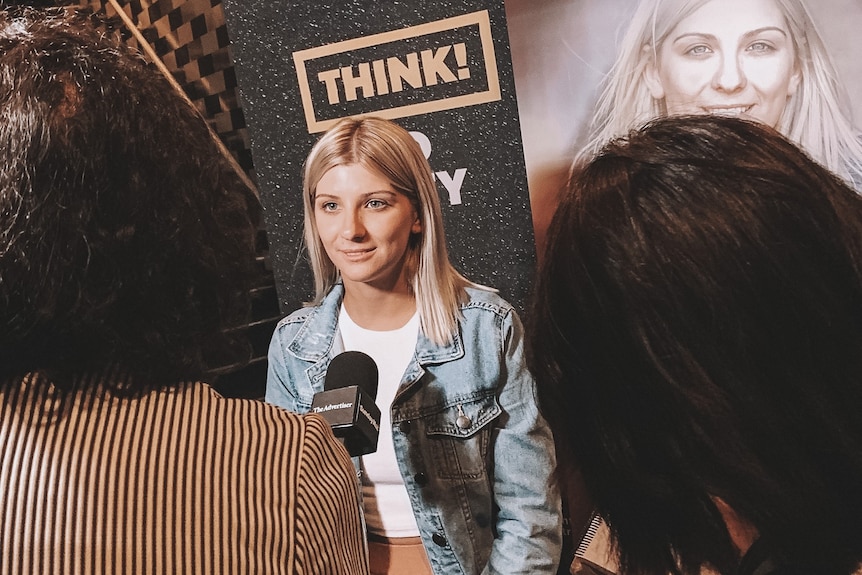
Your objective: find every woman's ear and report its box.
[642,46,665,100]
[411,215,422,235]
[786,66,801,97]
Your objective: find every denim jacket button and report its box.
[399,420,411,434]
[456,414,472,429]
[432,533,448,547]
[414,472,428,486]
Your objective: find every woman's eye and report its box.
[747,41,774,53]
[366,199,387,208]
[320,202,338,211]
[685,44,712,56]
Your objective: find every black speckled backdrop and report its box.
[222,0,535,314]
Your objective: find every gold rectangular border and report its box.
[293,10,501,133]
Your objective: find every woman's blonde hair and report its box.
[579,0,862,185]
[302,116,484,345]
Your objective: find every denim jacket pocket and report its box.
[423,393,501,481]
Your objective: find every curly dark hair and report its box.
[0,7,261,392]
[529,115,862,575]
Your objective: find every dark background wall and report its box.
[220,0,536,324]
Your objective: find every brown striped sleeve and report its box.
[292,413,368,574]
[0,374,369,575]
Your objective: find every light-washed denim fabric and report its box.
[266,284,562,575]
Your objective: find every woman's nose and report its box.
[340,210,365,240]
[712,53,746,92]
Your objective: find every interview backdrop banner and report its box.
[221,0,534,314]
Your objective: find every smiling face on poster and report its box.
[642,0,801,128]
[507,0,862,248]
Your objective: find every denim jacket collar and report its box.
[288,283,465,370]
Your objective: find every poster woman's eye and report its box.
[747,41,775,54]
[685,44,712,57]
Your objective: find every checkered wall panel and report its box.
[82,0,255,178]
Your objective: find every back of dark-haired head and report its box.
[0,8,260,392]
[528,115,862,575]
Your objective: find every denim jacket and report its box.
[266,284,562,575]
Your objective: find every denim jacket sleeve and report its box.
[484,307,562,574]
[266,328,300,412]
[265,294,344,414]
[266,315,316,414]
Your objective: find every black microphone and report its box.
[310,351,381,456]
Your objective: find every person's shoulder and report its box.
[200,383,350,454]
[461,286,516,317]
[197,382,308,426]
[270,303,325,348]
[273,286,343,333]
[277,303,319,327]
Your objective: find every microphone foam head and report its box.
[325,351,379,399]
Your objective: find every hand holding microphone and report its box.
[310,351,381,456]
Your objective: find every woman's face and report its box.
[313,163,421,293]
[644,0,800,128]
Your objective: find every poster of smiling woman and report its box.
[507,0,862,251]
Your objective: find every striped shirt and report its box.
[0,371,368,574]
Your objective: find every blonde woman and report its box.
[266,116,562,575]
[579,0,862,186]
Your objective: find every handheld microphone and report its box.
[310,351,381,456]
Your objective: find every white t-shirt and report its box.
[338,304,421,537]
